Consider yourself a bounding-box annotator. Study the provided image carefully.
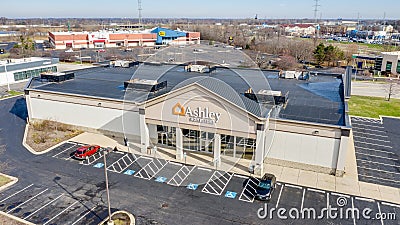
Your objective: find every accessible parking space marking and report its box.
[81,149,106,165]
[153,162,183,183]
[123,169,135,175]
[107,153,138,173]
[224,191,237,199]
[167,165,195,186]
[187,183,199,190]
[134,158,169,180]
[202,171,233,196]
[238,177,260,203]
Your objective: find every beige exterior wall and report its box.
[28,91,141,139]
[381,53,400,74]
[144,85,260,138]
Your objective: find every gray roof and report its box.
[26,64,345,126]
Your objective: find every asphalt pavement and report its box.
[0,97,399,225]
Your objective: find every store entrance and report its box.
[182,129,214,153]
[157,125,176,147]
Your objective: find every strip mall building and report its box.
[49,27,200,50]
[24,61,352,177]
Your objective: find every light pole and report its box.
[103,150,113,225]
[3,63,10,92]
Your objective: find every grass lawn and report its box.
[0,90,24,99]
[0,175,12,187]
[349,95,400,118]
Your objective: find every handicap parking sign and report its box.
[93,163,104,168]
[225,191,237,199]
[123,170,135,175]
[187,183,198,190]
[155,177,167,183]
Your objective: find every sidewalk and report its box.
[70,132,400,205]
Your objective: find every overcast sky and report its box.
[3,0,399,19]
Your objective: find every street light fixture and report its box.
[3,63,10,92]
[103,149,113,225]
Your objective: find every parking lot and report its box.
[1,140,399,224]
[351,116,400,188]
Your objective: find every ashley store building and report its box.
[25,63,351,176]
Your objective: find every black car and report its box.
[255,173,276,201]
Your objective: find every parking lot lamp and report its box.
[4,63,10,92]
[103,149,114,225]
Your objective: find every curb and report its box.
[0,211,35,225]
[22,123,71,155]
[0,94,24,101]
[0,172,18,192]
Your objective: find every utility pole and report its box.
[313,0,321,46]
[103,150,113,225]
[138,0,143,29]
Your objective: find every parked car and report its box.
[255,173,276,201]
[74,145,101,160]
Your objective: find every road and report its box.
[352,81,400,99]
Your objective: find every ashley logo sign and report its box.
[172,103,221,124]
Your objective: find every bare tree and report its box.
[386,79,400,101]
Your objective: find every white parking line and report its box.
[354,141,392,149]
[352,131,389,138]
[351,197,356,225]
[353,127,387,133]
[358,174,400,183]
[358,166,400,174]
[355,196,375,202]
[238,178,259,203]
[351,122,385,129]
[149,161,169,179]
[234,174,248,179]
[284,184,302,189]
[24,194,64,219]
[356,146,396,155]
[356,152,398,161]
[71,206,97,225]
[331,192,350,198]
[43,200,79,225]
[276,185,284,208]
[141,156,152,160]
[357,159,399,168]
[167,165,195,186]
[202,171,233,195]
[197,167,211,171]
[169,161,182,166]
[52,144,78,157]
[0,184,34,203]
[377,202,384,225]
[307,188,325,194]
[7,188,48,213]
[300,189,305,211]
[381,202,400,208]
[353,136,390,143]
[326,193,329,209]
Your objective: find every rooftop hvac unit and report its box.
[244,89,288,105]
[40,72,74,82]
[124,79,167,92]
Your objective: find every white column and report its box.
[336,129,351,176]
[176,127,183,160]
[254,124,266,176]
[213,133,221,167]
[139,109,149,153]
